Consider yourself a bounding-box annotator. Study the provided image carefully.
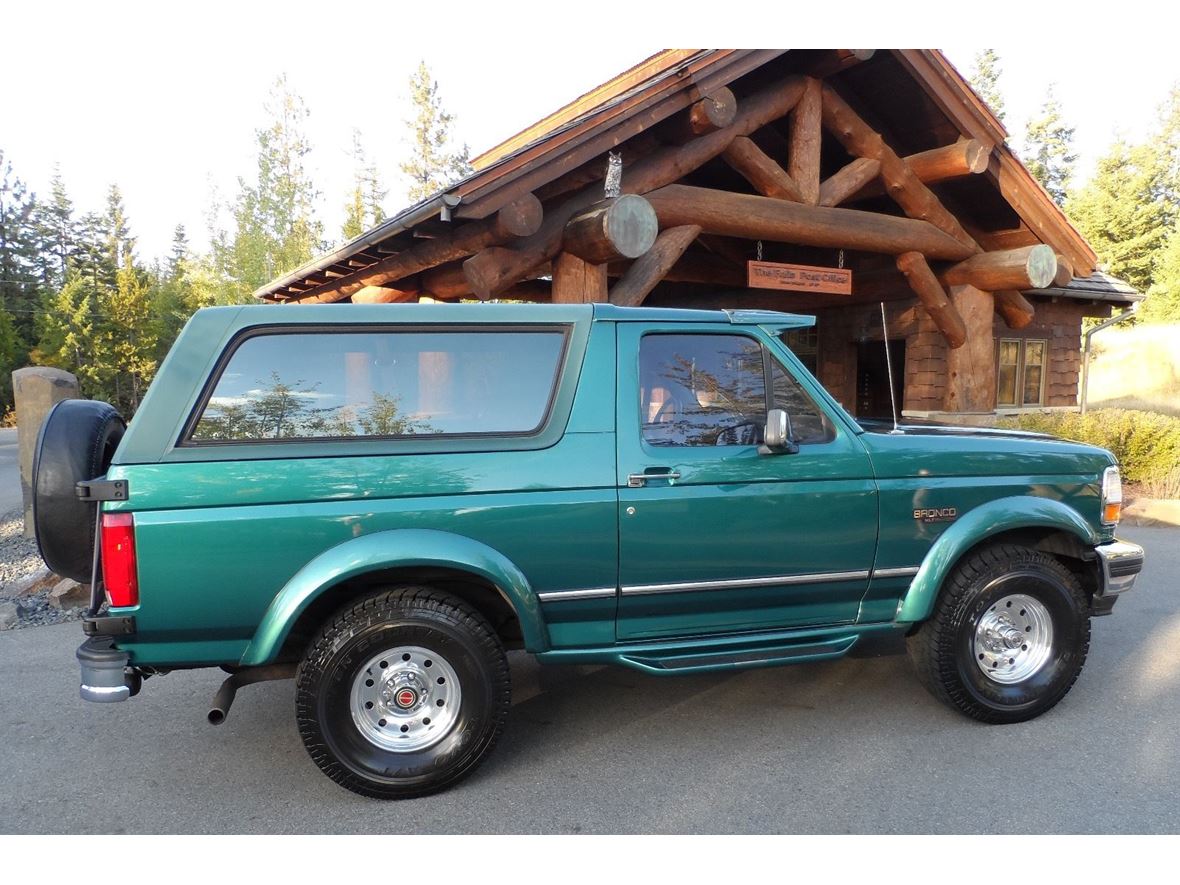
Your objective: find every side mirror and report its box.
[760,408,799,455]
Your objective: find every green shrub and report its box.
[997,409,1180,483]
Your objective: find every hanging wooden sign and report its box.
[747,260,852,295]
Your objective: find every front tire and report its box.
[907,544,1090,724]
[295,587,511,799]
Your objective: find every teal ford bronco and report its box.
[32,303,1144,799]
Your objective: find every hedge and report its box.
[997,409,1180,483]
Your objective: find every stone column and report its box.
[13,367,79,538]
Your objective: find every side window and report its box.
[640,334,766,447]
[770,358,833,444]
[189,328,566,443]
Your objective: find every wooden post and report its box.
[819,158,881,207]
[563,195,659,263]
[896,252,967,348]
[943,284,997,413]
[994,291,1036,329]
[722,137,804,202]
[644,184,976,259]
[789,78,823,205]
[609,225,702,307]
[552,252,607,303]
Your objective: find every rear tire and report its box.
[295,587,511,799]
[907,544,1090,724]
[32,399,125,582]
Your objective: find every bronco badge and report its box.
[914,507,957,523]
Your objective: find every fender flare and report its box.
[240,529,545,666]
[896,496,1099,624]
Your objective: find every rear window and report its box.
[188,327,567,443]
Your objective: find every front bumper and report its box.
[77,636,141,703]
[1095,538,1145,599]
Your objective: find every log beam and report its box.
[722,137,804,202]
[819,157,881,207]
[944,284,998,413]
[1053,253,1074,287]
[552,252,607,303]
[644,184,976,260]
[610,225,702,307]
[789,78,823,205]
[820,84,977,254]
[851,139,990,200]
[942,244,1057,291]
[462,75,809,300]
[994,291,1036,329]
[349,286,418,304]
[287,193,543,303]
[659,88,738,144]
[563,195,658,263]
[896,252,967,348]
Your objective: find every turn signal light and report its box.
[1101,466,1122,527]
[101,513,139,608]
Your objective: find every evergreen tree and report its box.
[1024,85,1077,206]
[1069,139,1168,294]
[33,165,78,289]
[31,274,98,391]
[400,61,472,204]
[968,49,1005,122]
[104,184,134,273]
[102,253,156,412]
[0,149,39,353]
[216,75,324,301]
[1142,226,1180,322]
[342,130,388,241]
[167,224,188,281]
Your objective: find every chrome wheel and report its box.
[349,645,461,752]
[973,593,1053,684]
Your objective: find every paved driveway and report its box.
[0,428,22,516]
[0,525,1175,834]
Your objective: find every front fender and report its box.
[240,529,544,665]
[896,496,1099,624]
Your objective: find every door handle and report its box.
[627,470,681,487]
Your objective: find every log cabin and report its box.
[254,49,1143,423]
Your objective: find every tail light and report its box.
[101,513,139,607]
[1101,466,1122,526]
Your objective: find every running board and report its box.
[618,634,858,674]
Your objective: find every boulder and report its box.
[6,566,55,597]
[48,578,90,610]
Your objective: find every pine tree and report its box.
[400,61,473,204]
[102,253,157,412]
[342,130,388,241]
[968,49,1005,123]
[217,75,324,301]
[1024,85,1077,206]
[1068,139,1167,293]
[1141,226,1180,322]
[0,149,39,354]
[32,274,98,391]
[33,165,78,289]
[104,184,135,273]
[167,224,188,281]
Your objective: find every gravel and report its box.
[0,508,86,630]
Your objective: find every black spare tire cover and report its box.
[32,400,126,583]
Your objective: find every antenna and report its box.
[880,301,901,433]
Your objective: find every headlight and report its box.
[1101,465,1122,526]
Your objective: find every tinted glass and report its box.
[640,334,766,447]
[771,358,833,444]
[998,340,1019,406]
[191,329,565,442]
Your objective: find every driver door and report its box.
[615,323,878,641]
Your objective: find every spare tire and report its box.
[32,400,126,583]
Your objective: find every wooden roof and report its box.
[256,49,1099,304]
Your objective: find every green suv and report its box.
[32,303,1144,799]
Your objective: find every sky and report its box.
[3,1,1178,263]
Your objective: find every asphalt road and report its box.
[1,525,1175,834]
[0,428,22,516]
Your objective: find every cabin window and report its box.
[997,338,1046,407]
[188,327,567,443]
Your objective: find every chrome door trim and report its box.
[536,587,618,603]
[871,566,921,579]
[620,570,872,597]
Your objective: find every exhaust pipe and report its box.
[208,663,298,725]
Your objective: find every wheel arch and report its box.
[240,529,546,666]
[897,496,1100,625]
